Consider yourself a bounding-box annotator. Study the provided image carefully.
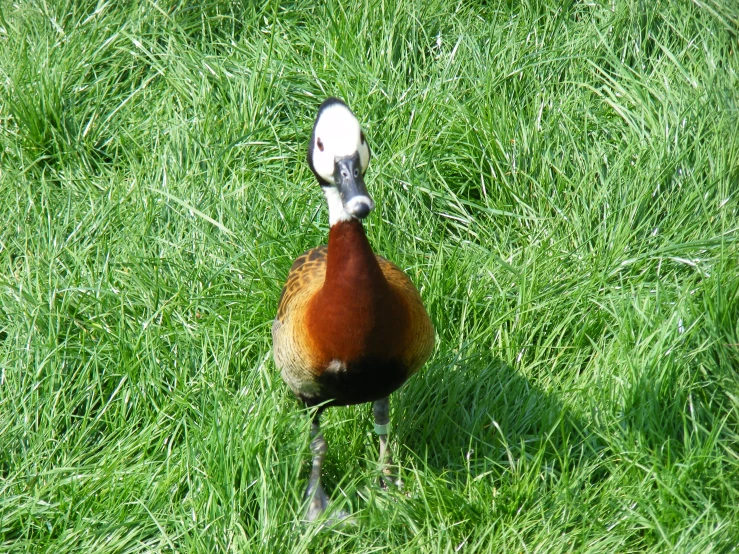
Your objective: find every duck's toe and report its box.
[304,482,356,527]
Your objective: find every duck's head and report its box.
[307,98,373,225]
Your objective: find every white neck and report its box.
[323,187,354,226]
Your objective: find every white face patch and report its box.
[311,104,371,184]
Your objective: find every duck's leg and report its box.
[305,413,328,521]
[373,397,399,487]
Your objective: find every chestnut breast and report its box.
[305,259,411,370]
[272,220,434,406]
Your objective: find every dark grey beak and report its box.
[334,153,374,219]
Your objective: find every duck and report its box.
[272,97,434,522]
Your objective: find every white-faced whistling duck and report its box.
[272,98,435,522]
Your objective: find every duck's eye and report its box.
[353,168,359,177]
[360,131,366,145]
[317,138,324,152]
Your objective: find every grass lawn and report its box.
[1,0,738,551]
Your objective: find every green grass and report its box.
[1,0,738,551]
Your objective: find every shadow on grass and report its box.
[290,349,614,535]
[394,351,604,484]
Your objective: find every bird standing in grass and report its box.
[272,98,434,522]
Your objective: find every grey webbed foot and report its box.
[305,479,329,522]
[303,414,355,526]
[373,397,404,490]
